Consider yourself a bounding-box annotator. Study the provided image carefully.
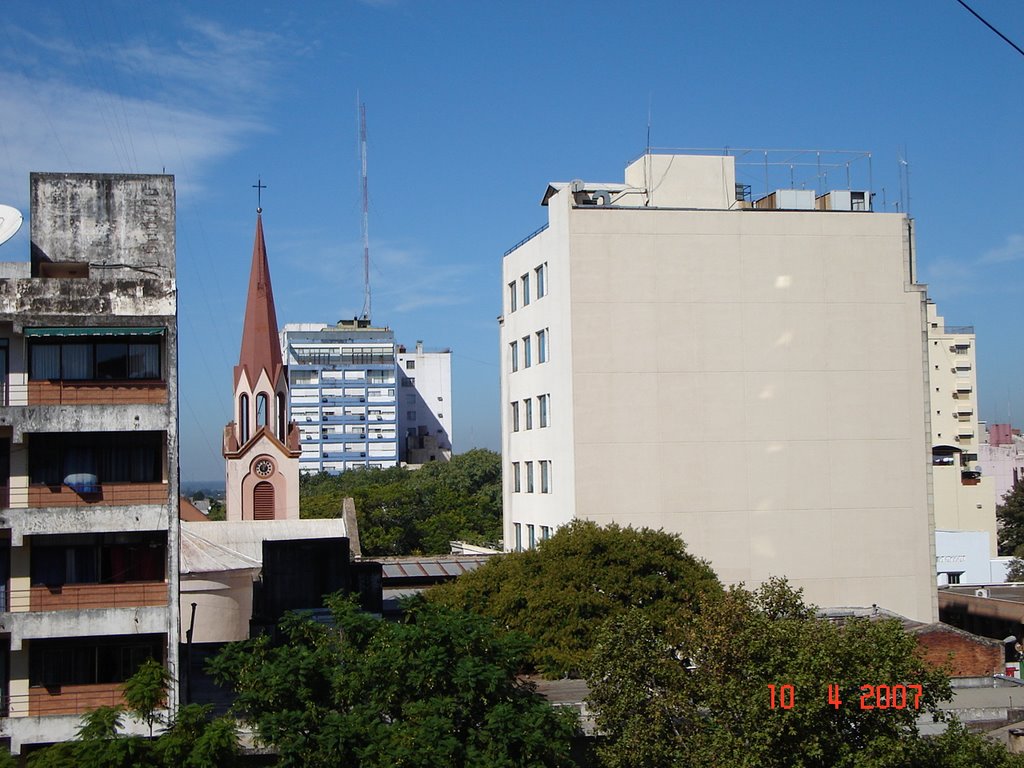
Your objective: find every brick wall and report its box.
[914,624,1004,677]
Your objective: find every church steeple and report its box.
[235,213,283,388]
[223,202,300,522]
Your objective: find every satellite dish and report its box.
[0,205,23,247]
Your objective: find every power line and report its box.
[955,0,1024,59]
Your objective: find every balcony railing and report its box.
[17,683,126,717]
[25,380,167,406]
[5,581,168,612]
[26,482,168,509]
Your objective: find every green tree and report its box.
[585,578,1004,768]
[122,658,169,736]
[428,520,722,676]
[1007,557,1024,582]
[299,449,502,556]
[206,499,226,521]
[998,480,1024,556]
[208,595,576,768]
[902,720,1024,767]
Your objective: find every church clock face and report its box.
[254,458,274,478]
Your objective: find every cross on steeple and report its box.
[252,177,267,213]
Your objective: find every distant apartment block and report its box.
[0,174,179,753]
[979,423,1024,515]
[500,151,938,624]
[282,322,452,474]
[926,303,997,561]
[396,341,452,465]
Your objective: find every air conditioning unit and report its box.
[975,588,990,598]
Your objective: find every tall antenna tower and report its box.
[359,97,371,322]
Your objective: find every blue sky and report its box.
[0,1,1022,481]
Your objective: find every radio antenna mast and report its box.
[359,96,371,322]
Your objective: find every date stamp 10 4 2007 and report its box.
[767,683,924,711]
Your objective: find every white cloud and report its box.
[979,233,1024,265]
[0,18,284,208]
[276,232,477,318]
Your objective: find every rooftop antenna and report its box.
[644,94,652,206]
[358,95,372,323]
[898,146,911,216]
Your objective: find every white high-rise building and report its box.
[282,323,453,473]
[396,341,453,465]
[500,151,938,623]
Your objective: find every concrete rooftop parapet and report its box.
[0,277,175,320]
[30,173,175,272]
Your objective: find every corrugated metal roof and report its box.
[180,528,262,574]
[380,556,492,581]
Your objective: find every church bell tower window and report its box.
[256,393,268,429]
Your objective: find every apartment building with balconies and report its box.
[283,320,399,474]
[0,173,178,753]
[926,303,997,563]
[501,150,938,624]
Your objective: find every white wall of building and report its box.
[501,153,938,623]
[396,343,453,464]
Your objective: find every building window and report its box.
[406,359,416,369]
[510,341,518,373]
[277,392,286,441]
[539,394,549,427]
[522,273,531,306]
[29,338,162,381]
[239,394,250,443]
[31,636,164,687]
[536,263,547,298]
[407,410,416,420]
[522,336,531,368]
[525,461,534,493]
[31,531,166,586]
[256,393,268,428]
[541,525,550,540]
[537,329,548,363]
[511,401,520,432]
[29,431,163,485]
[528,524,536,549]
[508,281,517,313]
[540,460,551,493]
[524,398,533,430]
[512,461,521,492]
[514,522,522,552]
[406,394,416,404]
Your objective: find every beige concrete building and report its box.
[500,151,938,623]
[926,304,997,561]
[0,174,179,753]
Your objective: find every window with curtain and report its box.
[29,432,163,485]
[28,339,162,381]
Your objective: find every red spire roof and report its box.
[236,213,283,387]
